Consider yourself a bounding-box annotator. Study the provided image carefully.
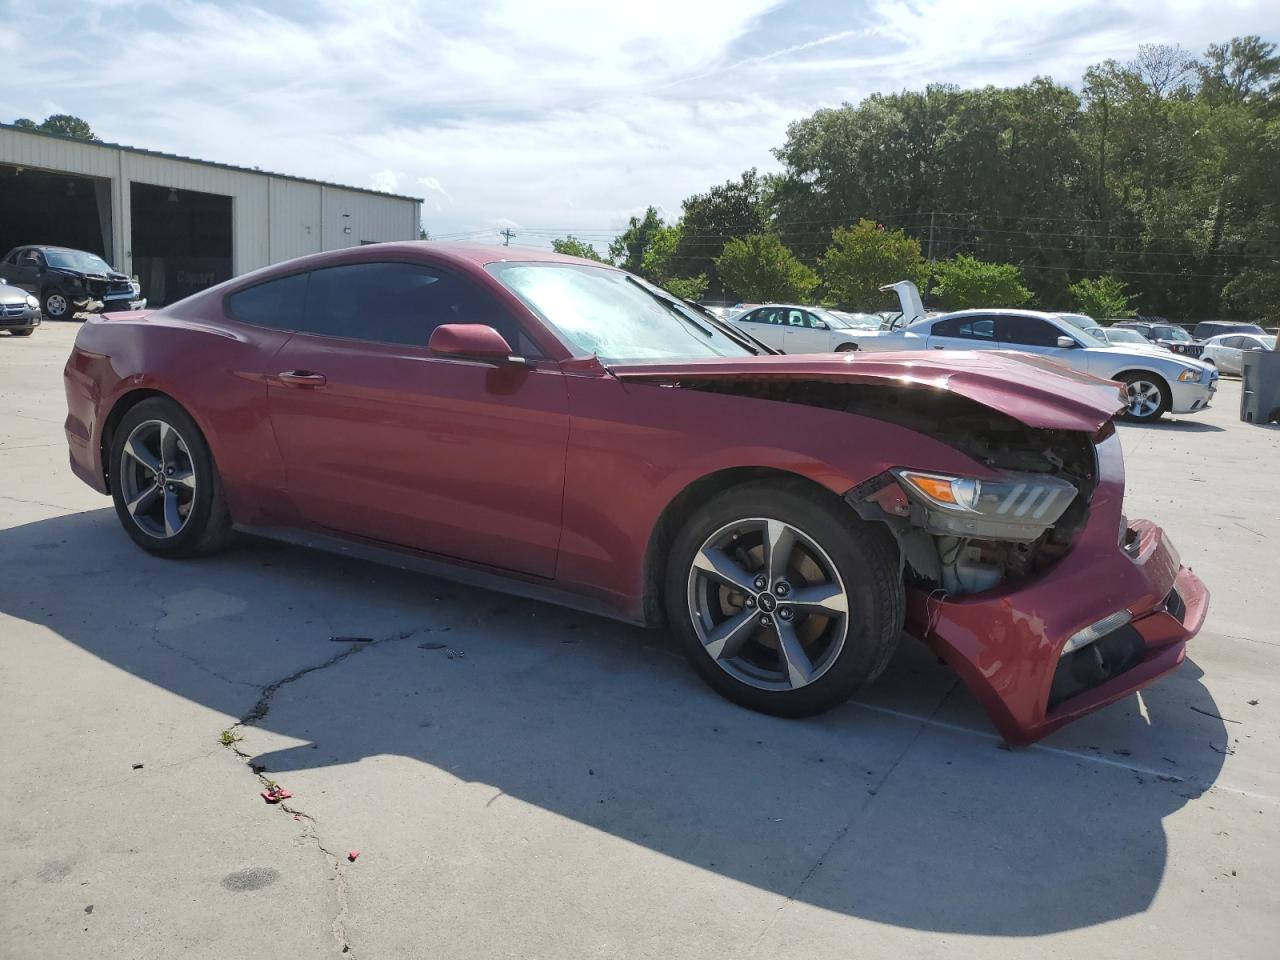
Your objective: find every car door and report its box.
[1216,336,1246,374]
[925,314,1000,351]
[996,314,1085,370]
[781,309,830,353]
[6,248,41,295]
[260,260,570,579]
[734,307,786,350]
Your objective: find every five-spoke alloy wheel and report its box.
[665,479,904,717]
[119,419,199,539]
[688,518,849,691]
[109,397,232,557]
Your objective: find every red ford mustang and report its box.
[63,243,1207,743]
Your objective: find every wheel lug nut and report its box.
[775,582,790,597]
[744,596,756,608]
[779,608,794,621]
[753,576,767,590]
[760,614,773,627]
[166,483,175,492]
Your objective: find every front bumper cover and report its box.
[903,431,1208,744]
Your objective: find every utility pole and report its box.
[927,210,936,264]
[500,228,515,247]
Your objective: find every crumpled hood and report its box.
[609,350,1128,433]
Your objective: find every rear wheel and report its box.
[1118,372,1170,422]
[835,342,859,353]
[109,398,233,557]
[10,327,34,337]
[664,479,903,717]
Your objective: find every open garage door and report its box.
[0,164,113,263]
[130,183,231,307]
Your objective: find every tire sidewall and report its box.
[1119,372,1170,422]
[109,398,221,557]
[41,289,71,320]
[663,481,902,717]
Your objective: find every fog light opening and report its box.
[1061,609,1133,657]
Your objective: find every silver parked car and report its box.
[0,281,41,337]
[1198,333,1277,375]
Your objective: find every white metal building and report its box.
[0,123,422,305]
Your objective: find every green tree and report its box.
[1068,275,1134,319]
[641,224,682,280]
[1220,267,1280,323]
[13,113,99,141]
[663,275,709,301]
[672,169,766,291]
[819,220,927,308]
[608,206,664,273]
[715,234,818,303]
[930,255,1032,309]
[551,235,604,261]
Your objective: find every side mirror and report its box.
[1056,336,1078,349]
[429,324,518,362]
[814,320,829,330]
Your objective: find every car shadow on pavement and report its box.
[1125,418,1226,432]
[0,508,1230,937]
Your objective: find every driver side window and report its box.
[998,315,1062,347]
[932,316,996,340]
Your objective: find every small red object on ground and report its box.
[347,850,360,862]
[261,787,292,803]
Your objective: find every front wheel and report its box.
[664,479,903,717]
[109,397,233,557]
[41,289,73,320]
[835,342,859,353]
[1118,372,1170,422]
[9,327,34,337]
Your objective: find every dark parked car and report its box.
[1191,320,1267,341]
[0,245,146,320]
[0,280,41,336]
[1112,320,1203,358]
[64,242,1208,744]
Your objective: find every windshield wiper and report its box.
[625,275,715,338]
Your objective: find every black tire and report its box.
[41,289,74,320]
[9,327,34,337]
[664,478,904,717]
[108,397,233,558]
[1117,371,1170,422]
[835,342,859,353]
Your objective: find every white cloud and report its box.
[2,0,1277,246]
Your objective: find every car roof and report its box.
[931,308,1062,322]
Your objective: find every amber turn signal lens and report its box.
[900,473,959,504]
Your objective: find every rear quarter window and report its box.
[225,272,309,330]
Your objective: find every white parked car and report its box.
[852,305,1218,421]
[730,304,879,353]
[1087,325,1172,352]
[1198,332,1277,375]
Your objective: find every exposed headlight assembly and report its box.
[894,469,1079,542]
[1176,368,1199,382]
[25,295,39,310]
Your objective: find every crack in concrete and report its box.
[0,493,88,512]
[745,679,960,958]
[144,586,261,690]
[219,628,418,958]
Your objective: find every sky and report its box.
[3,0,1278,255]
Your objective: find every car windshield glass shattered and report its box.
[45,250,113,273]
[489,262,757,363]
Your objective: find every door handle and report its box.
[277,370,327,387]
[931,345,945,349]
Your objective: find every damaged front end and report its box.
[838,394,1207,745]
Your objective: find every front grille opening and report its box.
[1049,625,1145,710]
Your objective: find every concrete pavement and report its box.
[2,322,1277,959]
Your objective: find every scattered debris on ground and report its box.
[261,785,293,804]
[131,763,143,770]
[347,850,360,862]
[329,636,374,643]
[1190,705,1241,724]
